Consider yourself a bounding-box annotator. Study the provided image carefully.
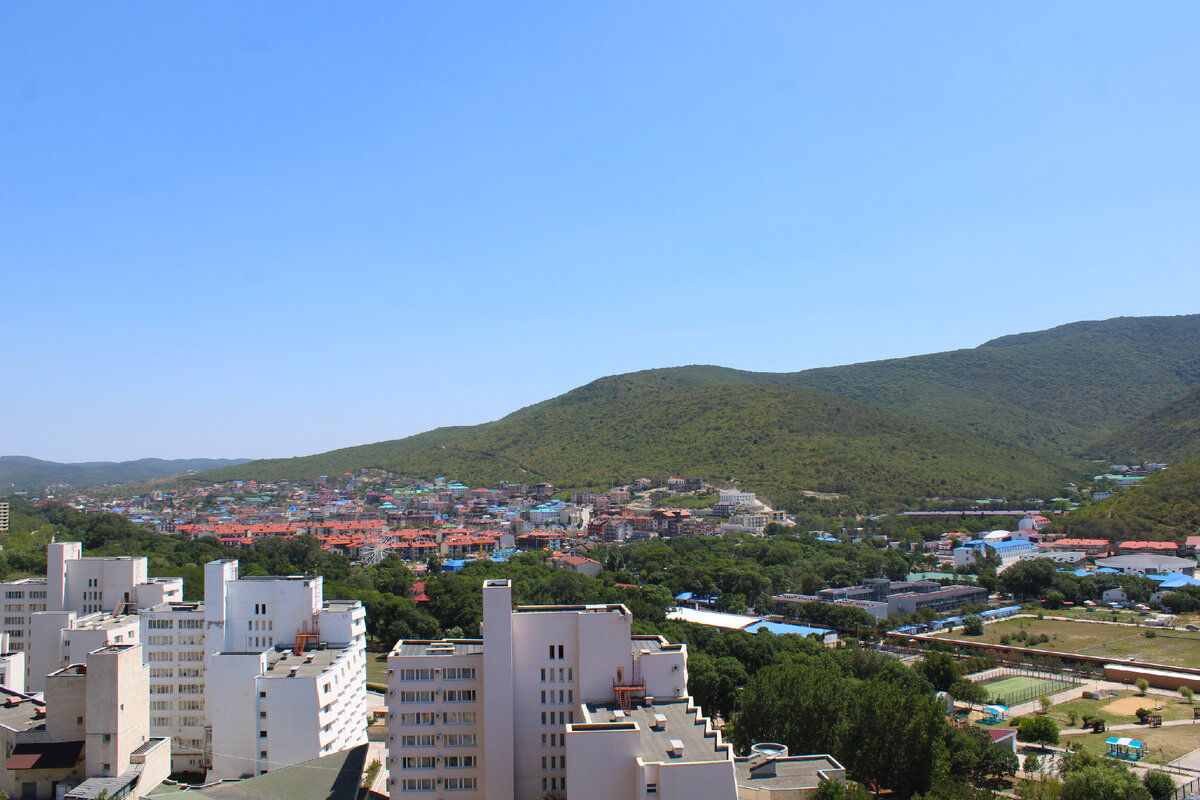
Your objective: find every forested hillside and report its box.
[1059,456,1200,540]
[185,314,1200,506]
[0,455,251,493]
[193,377,1082,507]
[1090,385,1200,465]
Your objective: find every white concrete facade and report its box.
[138,560,368,777]
[387,579,733,800]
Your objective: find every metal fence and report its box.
[977,665,1082,706]
[1172,775,1200,800]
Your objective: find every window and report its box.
[558,644,564,659]
[259,731,267,738]
[151,716,170,726]
[445,733,476,747]
[548,645,555,660]
[260,751,268,759]
[646,784,658,795]
[444,667,474,680]
[401,756,436,769]
[179,618,203,628]
[540,668,546,682]
[541,712,546,724]
[259,711,267,719]
[397,669,432,681]
[444,711,476,724]
[443,690,476,702]
[400,735,435,747]
[444,755,476,768]
[399,712,435,725]
[148,619,173,629]
[540,691,546,704]
[400,778,435,792]
[399,691,433,703]
[444,777,477,790]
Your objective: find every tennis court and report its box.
[980,674,1077,705]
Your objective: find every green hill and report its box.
[184,314,1200,506]
[777,315,1200,455]
[194,375,1082,507]
[1089,385,1200,465]
[0,456,252,494]
[1059,456,1200,540]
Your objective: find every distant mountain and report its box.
[1089,385,1200,465]
[184,314,1200,508]
[0,456,252,493]
[1060,456,1200,541]
[194,374,1083,507]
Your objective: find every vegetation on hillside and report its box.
[1090,384,1200,464]
[0,455,251,493]
[1059,456,1200,541]
[190,378,1084,508]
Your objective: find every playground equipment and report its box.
[1104,737,1146,761]
[980,704,1009,725]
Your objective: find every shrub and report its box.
[1135,678,1150,695]
[1145,629,1157,638]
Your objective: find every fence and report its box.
[973,665,1083,707]
[1172,775,1200,800]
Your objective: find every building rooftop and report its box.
[236,646,354,679]
[0,689,46,732]
[734,752,844,791]
[580,700,731,764]
[390,639,485,657]
[150,744,367,800]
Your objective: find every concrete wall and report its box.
[564,723,641,800]
[207,651,268,780]
[482,581,514,800]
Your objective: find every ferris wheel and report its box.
[361,533,389,566]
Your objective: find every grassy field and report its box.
[980,675,1076,706]
[1061,724,1200,766]
[1044,691,1199,728]
[366,651,389,686]
[935,617,1200,667]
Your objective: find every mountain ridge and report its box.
[0,456,252,494]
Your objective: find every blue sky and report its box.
[2,3,1198,462]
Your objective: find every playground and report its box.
[979,673,1076,706]
[1062,724,1200,766]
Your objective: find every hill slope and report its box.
[1060,456,1200,540]
[195,375,1082,507]
[1090,385,1200,465]
[0,456,252,493]
[778,315,1200,455]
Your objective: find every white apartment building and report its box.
[717,491,757,507]
[139,560,368,778]
[27,611,140,693]
[0,542,182,688]
[387,579,738,800]
[0,632,25,693]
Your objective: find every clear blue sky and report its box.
[2,3,1198,462]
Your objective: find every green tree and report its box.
[962,615,985,636]
[1060,765,1150,800]
[918,651,960,693]
[1135,678,1149,696]
[1039,695,1051,713]
[1181,685,1194,703]
[1023,753,1041,774]
[1017,716,1060,750]
[948,677,987,710]
[1142,770,1175,800]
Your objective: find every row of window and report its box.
[542,755,565,771]
[542,711,573,725]
[540,689,573,705]
[147,618,202,628]
[399,734,476,747]
[150,684,203,694]
[398,711,477,725]
[395,668,476,681]
[398,690,476,703]
[150,699,204,711]
[540,667,573,682]
[399,777,476,791]
[400,755,476,769]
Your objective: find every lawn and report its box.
[934,617,1200,667]
[1061,724,1200,766]
[366,650,389,686]
[1045,691,1199,728]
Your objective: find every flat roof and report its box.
[0,690,45,731]
[220,646,354,678]
[390,639,485,657]
[734,754,843,790]
[580,700,730,764]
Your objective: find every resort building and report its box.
[387,578,757,800]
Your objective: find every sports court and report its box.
[979,674,1076,706]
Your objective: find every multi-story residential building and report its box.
[0,542,181,688]
[27,611,140,692]
[387,579,744,800]
[0,503,8,533]
[139,560,368,778]
[2,643,171,800]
